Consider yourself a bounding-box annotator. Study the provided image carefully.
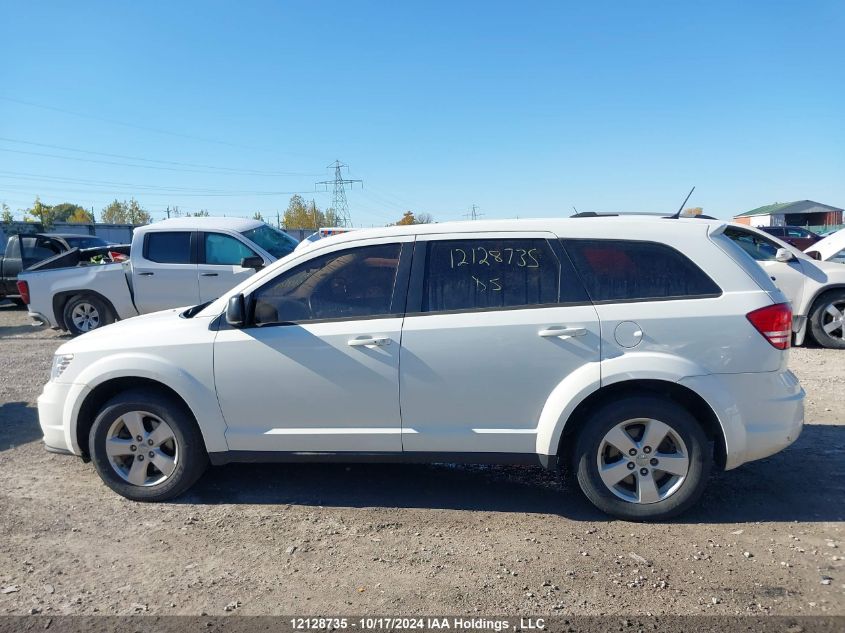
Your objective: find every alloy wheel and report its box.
[821,299,845,341]
[105,411,179,487]
[70,302,100,332]
[596,418,689,504]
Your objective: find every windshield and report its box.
[241,225,298,259]
[66,236,110,248]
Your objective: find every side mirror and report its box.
[240,255,264,271]
[226,294,245,327]
[775,248,795,263]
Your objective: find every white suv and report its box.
[37,217,804,520]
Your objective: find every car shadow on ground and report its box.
[182,423,844,524]
[0,402,42,451]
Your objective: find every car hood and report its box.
[56,307,214,355]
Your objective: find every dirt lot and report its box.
[0,301,842,617]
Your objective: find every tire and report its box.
[88,389,208,502]
[808,290,845,350]
[573,396,712,521]
[62,294,114,336]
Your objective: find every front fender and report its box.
[535,352,710,456]
[64,352,228,454]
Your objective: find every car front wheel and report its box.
[573,396,711,521]
[89,389,208,501]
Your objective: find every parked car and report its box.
[805,228,845,264]
[1,233,112,305]
[18,218,299,335]
[37,217,803,520]
[758,226,822,251]
[719,224,845,349]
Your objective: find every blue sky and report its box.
[2,1,843,225]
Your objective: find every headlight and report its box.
[50,354,74,382]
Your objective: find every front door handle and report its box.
[538,326,587,339]
[348,336,391,347]
[138,272,154,276]
[200,272,219,277]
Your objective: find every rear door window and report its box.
[144,232,193,264]
[562,239,721,302]
[419,238,586,313]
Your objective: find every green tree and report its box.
[25,197,56,228]
[67,208,94,223]
[392,210,434,225]
[1,203,12,224]
[284,194,321,229]
[50,203,88,222]
[101,198,151,225]
[253,211,264,221]
[188,210,210,217]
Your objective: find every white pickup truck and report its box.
[18,217,298,335]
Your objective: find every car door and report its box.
[213,236,413,452]
[197,231,264,302]
[132,230,201,313]
[399,233,600,454]
[723,227,806,311]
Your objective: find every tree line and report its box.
[1,195,434,229]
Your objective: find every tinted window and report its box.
[563,239,720,302]
[763,227,784,236]
[421,239,569,313]
[21,237,62,260]
[145,232,192,264]
[204,233,257,265]
[241,225,298,259]
[785,227,810,238]
[252,243,401,325]
[723,227,779,261]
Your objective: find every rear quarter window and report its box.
[561,239,721,302]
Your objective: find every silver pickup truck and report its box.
[18,217,298,335]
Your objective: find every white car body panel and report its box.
[37,216,804,481]
[20,218,283,330]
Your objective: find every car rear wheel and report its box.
[63,294,114,336]
[808,290,845,349]
[89,389,208,501]
[573,396,711,521]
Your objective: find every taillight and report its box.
[16,280,30,305]
[746,303,792,350]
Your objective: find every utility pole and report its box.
[166,206,171,219]
[276,210,281,229]
[315,160,362,228]
[464,204,483,221]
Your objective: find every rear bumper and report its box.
[27,311,51,327]
[679,370,804,470]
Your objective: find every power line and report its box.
[0,95,271,152]
[315,160,362,228]
[0,137,322,177]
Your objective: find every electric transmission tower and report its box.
[464,204,483,221]
[316,160,362,227]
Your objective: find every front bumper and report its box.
[680,369,804,470]
[37,380,78,454]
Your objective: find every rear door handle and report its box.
[348,336,391,347]
[538,326,587,339]
[200,272,219,277]
[138,272,154,276]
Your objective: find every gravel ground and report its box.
[0,301,843,616]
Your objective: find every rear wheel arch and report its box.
[75,377,205,460]
[555,379,726,470]
[53,290,119,331]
